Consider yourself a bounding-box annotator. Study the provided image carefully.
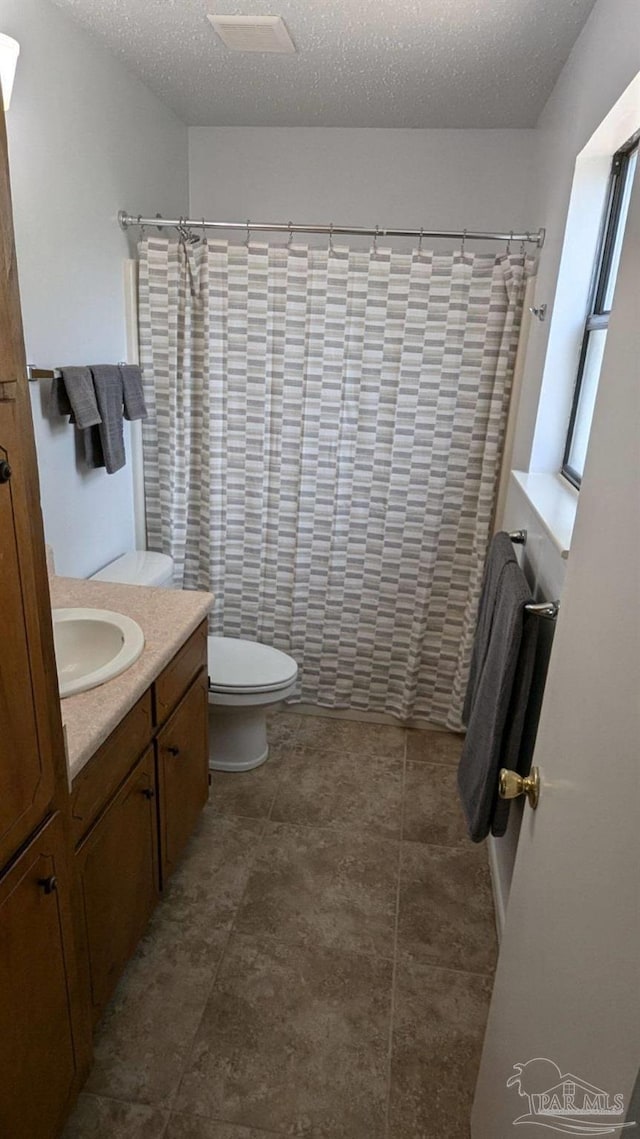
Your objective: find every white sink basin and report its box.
[52,608,145,698]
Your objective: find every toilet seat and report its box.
[207,635,298,695]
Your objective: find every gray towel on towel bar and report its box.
[490,609,539,837]
[50,376,72,418]
[462,532,516,727]
[491,612,555,837]
[120,364,147,421]
[90,365,125,474]
[82,423,105,470]
[457,532,533,843]
[54,367,102,428]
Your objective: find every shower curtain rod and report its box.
[118,211,545,248]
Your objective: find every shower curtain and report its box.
[138,235,534,729]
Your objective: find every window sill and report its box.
[512,470,578,559]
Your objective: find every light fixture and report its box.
[0,34,20,110]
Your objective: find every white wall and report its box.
[1,0,188,577]
[511,0,640,472]
[189,127,536,249]
[473,168,640,1138]
[491,0,640,921]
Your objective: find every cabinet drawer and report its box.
[76,748,159,1023]
[153,619,208,727]
[156,668,209,884]
[70,690,153,845]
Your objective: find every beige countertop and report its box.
[50,576,214,783]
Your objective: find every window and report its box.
[562,132,639,487]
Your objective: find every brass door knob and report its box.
[498,766,540,809]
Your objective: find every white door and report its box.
[471,178,640,1133]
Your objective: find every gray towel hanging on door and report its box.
[458,533,534,843]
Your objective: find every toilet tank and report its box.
[90,551,175,588]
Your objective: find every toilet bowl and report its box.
[89,552,298,772]
[207,636,298,771]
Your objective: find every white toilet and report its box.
[207,635,297,771]
[90,551,298,772]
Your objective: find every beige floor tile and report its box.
[266,710,304,746]
[166,1116,283,1138]
[174,935,392,1137]
[398,843,497,975]
[68,718,496,1139]
[84,812,264,1107]
[403,761,469,846]
[406,729,464,766]
[61,1094,168,1138]
[84,905,228,1107]
[210,749,288,820]
[270,747,403,838]
[388,960,492,1139]
[234,822,399,958]
[295,715,406,759]
[162,810,266,931]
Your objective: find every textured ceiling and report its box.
[50,0,597,127]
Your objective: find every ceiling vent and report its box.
[207,15,296,54]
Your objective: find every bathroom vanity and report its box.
[0,99,215,1136]
[52,575,213,1026]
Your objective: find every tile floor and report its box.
[62,713,497,1139]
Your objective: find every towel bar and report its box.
[525,600,559,620]
[506,531,558,617]
[27,366,61,382]
[27,364,128,382]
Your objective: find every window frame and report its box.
[562,130,640,489]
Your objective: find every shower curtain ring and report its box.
[418,226,424,254]
[521,232,529,255]
[328,223,334,256]
[507,231,513,256]
[246,219,251,246]
[461,228,467,256]
[373,224,380,254]
[287,221,294,249]
[201,217,207,244]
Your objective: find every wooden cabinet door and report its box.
[0,442,55,864]
[0,104,66,870]
[76,748,159,1023]
[156,668,209,883]
[0,813,78,1139]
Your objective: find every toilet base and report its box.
[208,702,271,772]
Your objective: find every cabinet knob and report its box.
[167,746,180,757]
[141,787,155,800]
[0,459,12,484]
[38,875,58,895]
